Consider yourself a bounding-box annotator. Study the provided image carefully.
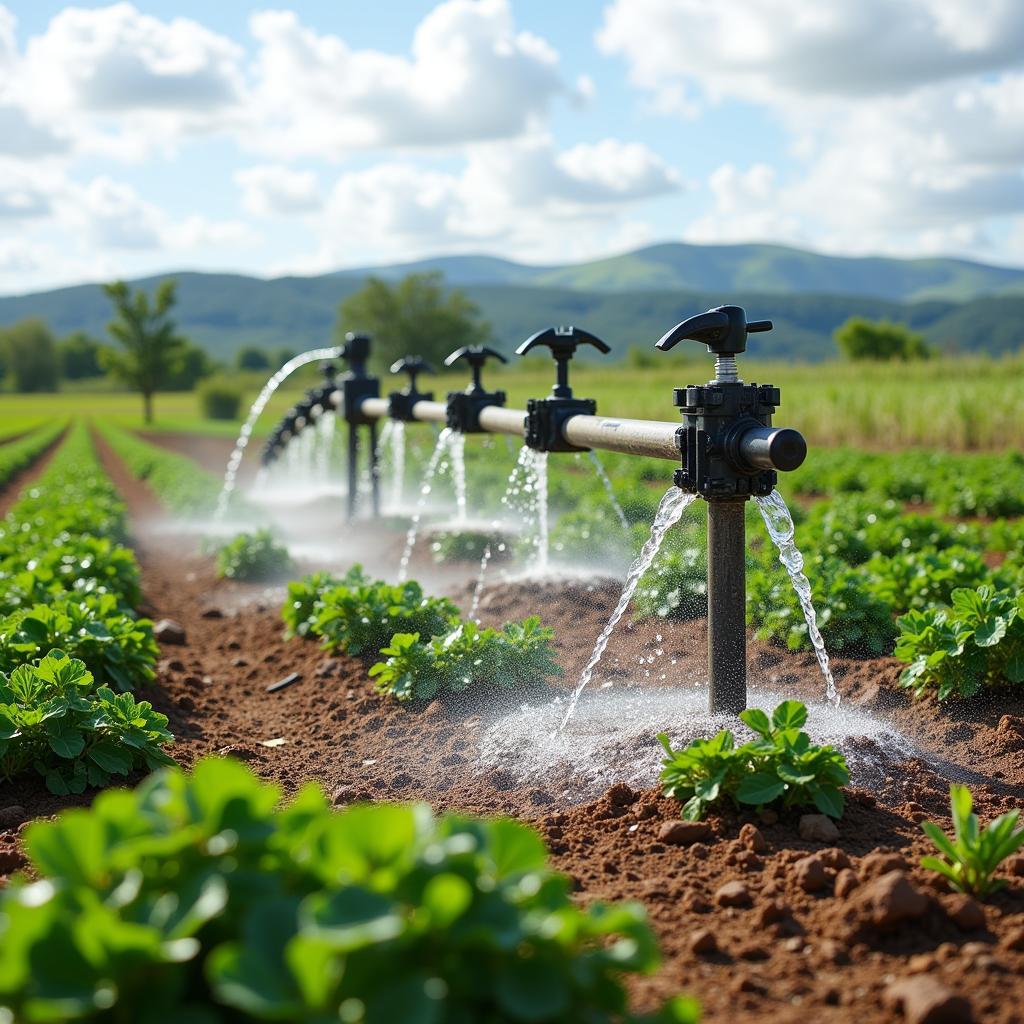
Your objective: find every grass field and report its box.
[2,353,1023,449]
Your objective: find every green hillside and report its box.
[2,240,1023,364]
[340,242,1024,304]
[2,272,1022,364]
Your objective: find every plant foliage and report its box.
[0,757,699,1023]
[0,649,173,794]
[658,700,849,821]
[921,784,1024,897]
[215,529,292,581]
[895,585,1024,699]
[370,616,561,701]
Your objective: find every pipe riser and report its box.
[707,500,747,715]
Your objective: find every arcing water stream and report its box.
[756,489,840,706]
[558,487,698,731]
[215,346,343,519]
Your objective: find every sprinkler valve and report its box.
[444,345,508,433]
[656,305,807,717]
[339,332,379,427]
[516,326,610,452]
[658,305,806,499]
[388,355,435,421]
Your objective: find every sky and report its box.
[0,0,1022,295]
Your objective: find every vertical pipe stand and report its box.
[346,425,359,521]
[706,500,747,715]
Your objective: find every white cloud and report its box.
[598,0,1024,106]
[314,136,679,265]
[235,165,322,217]
[20,3,243,115]
[245,0,568,158]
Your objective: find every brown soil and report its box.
[2,434,1023,1023]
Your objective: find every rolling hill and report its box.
[1,241,1023,364]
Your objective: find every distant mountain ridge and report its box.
[2,241,1023,363]
[335,242,1024,304]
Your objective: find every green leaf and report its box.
[495,959,571,1022]
[738,708,771,738]
[736,773,786,806]
[810,785,844,819]
[771,700,807,731]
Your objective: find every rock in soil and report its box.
[852,871,929,931]
[835,867,860,898]
[884,976,974,1023]
[941,893,986,931]
[689,928,718,956]
[153,618,187,645]
[715,880,752,907]
[738,822,767,853]
[799,813,840,842]
[794,854,831,893]
[657,820,711,845]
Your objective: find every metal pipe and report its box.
[478,405,527,436]
[346,426,358,521]
[706,500,747,715]
[356,395,682,462]
[368,421,380,517]
[561,415,679,460]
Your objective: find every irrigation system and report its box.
[258,305,807,716]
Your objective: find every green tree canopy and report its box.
[57,331,104,380]
[834,317,932,361]
[0,319,59,392]
[337,272,492,372]
[236,346,271,371]
[101,279,186,423]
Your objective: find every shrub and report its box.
[199,377,244,420]
[428,527,504,564]
[658,700,849,821]
[370,616,561,701]
[895,585,1024,699]
[0,649,173,794]
[216,529,292,581]
[281,568,366,638]
[0,757,699,1024]
[921,784,1024,897]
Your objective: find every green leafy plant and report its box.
[308,576,459,657]
[921,784,1024,897]
[866,546,1000,614]
[658,700,849,821]
[370,616,561,701]
[0,649,173,794]
[0,596,158,692]
[215,529,292,581]
[0,757,699,1023]
[895,585,1024,699]
[281,568,367,638]
[429,526,507,564]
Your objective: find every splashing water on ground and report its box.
[559,488,698,731]
[756,488,839,706]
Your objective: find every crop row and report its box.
[96,422,226,516]
[0,419,67,488]
[284,567,561,701]
[0,421,172,793]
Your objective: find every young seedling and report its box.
[921,783,1024,897]
[658,700,849,822]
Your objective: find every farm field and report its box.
[1,367,1023,1023]
[3,350,1024,448]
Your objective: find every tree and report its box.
[57,331,104,380]
[337,272,492,371]
[101,279,186,423]
[0,319,59,392]
[236,346,271,371]
[834,317,933,361]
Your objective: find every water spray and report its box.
[656,304,807,715]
